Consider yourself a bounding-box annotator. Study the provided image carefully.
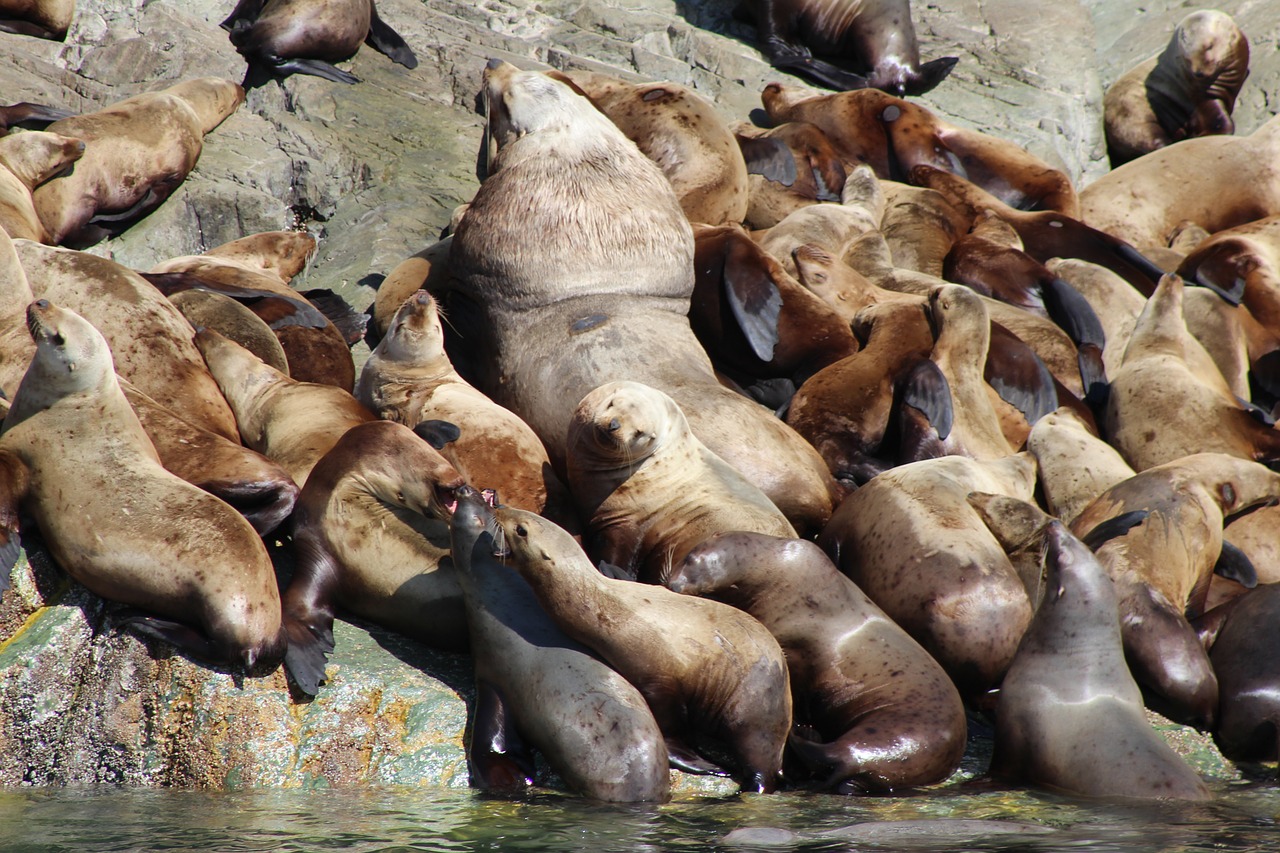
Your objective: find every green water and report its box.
[0,780,1277,852]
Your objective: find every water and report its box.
[1,779,1277,853]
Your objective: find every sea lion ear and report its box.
[905,56,959,96]
[414,419,461,450]
[597,560,637,581]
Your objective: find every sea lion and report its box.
[758,163,884,277]
[443,60,838,533]
[1080,115,1280,250]
[817,453,1038,700]
[193,328,374,489]
[167,289,291,375]
[449,487,670,802]
[0,300,286,668]
[1104,11,1250,166]
[1046,258,1147,379]
[1176,215,1280,353]
[566,381,795,584]
[733,120,849,229]
[738,0,957,95]
[221,0,417,85]
[0,129,83,242]
[1026,407,1133,527]
[990,521,1211,801]
[1200,584,1280,762]
[878,180,967,278]
[491,504,792,793]
[355,290,571,521]
[0,228,35,396]
[14,240,240,441]
[0,0,74,40]
[32,78,244,248]
[551,70,748,226]
[371,236,452,341]
[280,420,467,695]
[670,532,967,793]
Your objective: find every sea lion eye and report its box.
[1219,483,1237,508]
[52,333,65,346]
[516,524,527,538]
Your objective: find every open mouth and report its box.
[436,482,461,517]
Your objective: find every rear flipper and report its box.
[470,680,536,791]
[767,44,872,92]
[666,738,731,777]
[367,1,418,69]
[269,58,359,85]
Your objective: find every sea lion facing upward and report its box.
[222,0,417,86]
[740,0,957,94]
[1104,10,1250,167]
[0,300,286,669]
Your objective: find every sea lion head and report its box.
[491,504,576,568]
[375,290,447,364]
[166,77,246,134]
[24,299,114,394]
[568,380,683,471]
[1174,10,1249,92]
[482,58,619,166]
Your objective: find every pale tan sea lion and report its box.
[14,240,239,440]
[0,299,286,668]
[33,78,244,248]
[1104,10,1250,166]
[758,163,884,276]
[0,129,83,242]
[567,380,795,583]
[492,503,792,793]
[1026,407,1133,527]
[0,228,34,395]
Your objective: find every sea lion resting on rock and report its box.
[0,300,286,669]
[0,130,83,242]
[442,60,837,533]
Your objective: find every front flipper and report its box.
[281,528,340,696]
[723,234,783,363]
[469,680,536,791]
[769,48,872,92]
[666,738,731,777]
[0,102,74,130]
[367,2,418,69]
[1214,540,1258,589]
[117,613,224,663]
[736,135,798,187]
[271,58,360,85]
[985,323,1058,426]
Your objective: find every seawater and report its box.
[1,779,1277,853]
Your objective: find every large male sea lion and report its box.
[449,488,670,802]
[0,300,286,668]
[491,503,792,792]
[990,522,1210,800]
[670,532,966,793]
[443,60,838,533]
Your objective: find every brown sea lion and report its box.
[1026,407,1133,527]
[739,0,957,95]
[733,120,849,229]
[0,0,74,40]
[193,328,374,489]
[817,453,1038,700]
[32,78,244,248]
[221,0,417,85]
[443,60,838,533]
[670,532,967,793]
[280,420,467,695]
[167,288,291,375]
[14,240,239,440]
[449,488,670,802]
[371,236,452,341]
[757,163,884,276]
[1199,584,1280,763]
[0,130,83,242]
[990,521,1211,801]
[552,70,748,226]
[0,299,286,668]
[355,290,571,521]
[566,380,795,584]
[1104,11,1250,166]
[492,503,792,793]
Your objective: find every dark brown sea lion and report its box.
[221,0,417,85]
[1199,584,1280,763]
[1104,11,1250,166]
[0,300,286,668]
[32,78,244,248]
[449,488,670,802]
[0,129,83,242]
[739,0,957,94]
[492,503,792,793]
[280,420,466,695]
[670,532,966,793]
[0,0,74,40]
[990,522,1211,801]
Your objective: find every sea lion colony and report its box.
[1,1,1279,803]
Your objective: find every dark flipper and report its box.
[271,58,360,85]
[366,1,418,69]
[118,614,224,663]
[736,135,798,186]
[1192,268,1246,306]
[666,739,731,777]
[220,0,267,31]
[0,102,74,130]
[985,323,1059,426]
[723,234,783,363]
[597,560,637,582]
[0,451,29,596]
[898,359,953,440]
[772,55,872,92]
[904,56,960,97]
[300,288,368,345]
[469,680,536,791]
[280,530,340,696]
[414,419,461,450]
[1079,509,1149,551]
[1214,540,1258,589]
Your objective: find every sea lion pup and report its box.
[449,488,670,803]
[32,78,244,249]
[14,240,240,441]
[1106,274,1280,471]
[0,0,74,40]
[0,300,286,669]
[193,329,374,489]
[0,130,84,242]
[548,70,748,226]
[491,504,791,793]
[147,230,356,391]
[444,60,837,533]
[761,84,1078,216]
[119,378,298,537]
[355,290,572,522]
[566,381,796,584]
[1027,407,1133,527]
[1104,10,1250,167]
[738,0,957,95]
[280,420,467,695]
[817,453,1038,702]
[1071,453,1280,729]
[757,163,884,277]
[669,532,966,794]
[1080,115,1280,251]
[990,522,1211,801]
[221,0,417,86]
[733,121,849,229]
